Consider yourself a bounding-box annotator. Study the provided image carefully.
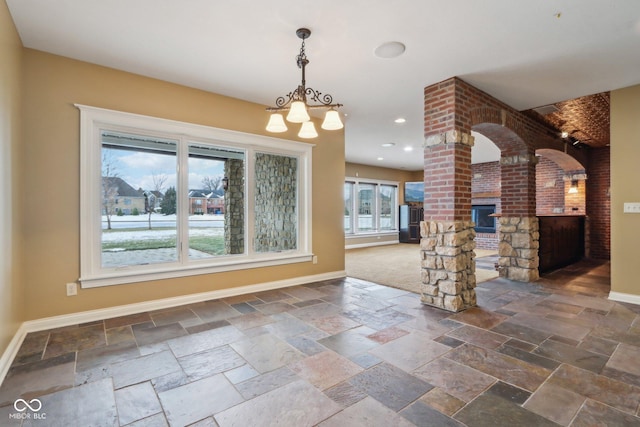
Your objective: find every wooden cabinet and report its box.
[538,215,585,273]
[399,205,423,243]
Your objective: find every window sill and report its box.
[345,231,398,239]
[80,253,314,288]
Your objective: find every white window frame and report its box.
[78,105,313,288]
[344,177,399,237]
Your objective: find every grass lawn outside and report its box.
[102,227,225,256]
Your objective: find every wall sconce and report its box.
[568,179,578,194]
[222,177,229,191]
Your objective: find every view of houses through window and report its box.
[344,179,398,235]
[101,131,231,267]
[80,105,313,287]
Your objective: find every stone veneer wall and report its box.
[253,153,297,252]
[224,159,244,254]
[497,216,540,282]
[420,220,477,312]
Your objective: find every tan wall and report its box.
[610,84,640,297]
[0,0,24,354]
[345,163,422,204]
[344,163,421,247]
[20,49,345,320]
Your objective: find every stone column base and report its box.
[497,216,540,282]
[420,220,477,312]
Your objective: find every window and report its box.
[472,205,496,233]
[357,183,376,231]
[343,183,353,233]
[379,184,396,231]
[79,105,312,287]
[344,178,398,236]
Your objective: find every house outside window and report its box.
[78,105,313,288]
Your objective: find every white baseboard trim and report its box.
[345,240,400,250]
[0,270,346,385]
[608,291,640,306]
[0,323,27,389]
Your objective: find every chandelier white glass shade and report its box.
[266,28,343,138]
[298,121,318,139]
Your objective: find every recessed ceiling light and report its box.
[377,157,384,161]
[404,146,413,152]
[381,143,395,147]
[374,42,406,59]
[394,118,406,124]
[561,131,569,138]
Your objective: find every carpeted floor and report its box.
[345,243,499,294]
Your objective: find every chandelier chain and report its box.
[297,38,307,69]
[266,28,342,113]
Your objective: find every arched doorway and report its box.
[421,77,587,311]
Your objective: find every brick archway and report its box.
[420,77,574,311]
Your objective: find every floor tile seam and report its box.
[574,397,640,421]
[390,390,443,426]
[535,336,612,372]
[415,353,500,389]
[144,380,174,426]
[12,334,51,368]
[446,377,504,422]
[564,396,591,426]
[447,341,555,381]
[496,341,561,369]
[546,362,640,416]
[519,363,582,415]
[334,368,429,423]
[444,322,512,344]
[148,306,202,327]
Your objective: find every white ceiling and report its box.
[7,0,640,170]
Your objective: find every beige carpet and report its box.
[345,243,498,294]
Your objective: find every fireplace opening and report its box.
[472,205,496,233]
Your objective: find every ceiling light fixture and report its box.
[374,42,406,59]
[266,28,343,138]
[394,118,406,124]
[381,143,395,147]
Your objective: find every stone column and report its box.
[224,159,244,254]
[420,220,477,311]
[497,216,539,282]
[498,153,539,281]
[421,130,477,312]
[253,153,297,252]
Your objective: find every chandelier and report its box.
[266,28,343,139]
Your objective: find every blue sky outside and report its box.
[105,147,225,194]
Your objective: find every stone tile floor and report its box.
[2,259,640,426]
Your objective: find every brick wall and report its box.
[424,77,609,262]
[424,78,582,154]
[587,147,610,259]
[564,179,586,215]
[536,157,565,215]
[472,161,500,195]
[423,141,472,221]
[472,161,500,250]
